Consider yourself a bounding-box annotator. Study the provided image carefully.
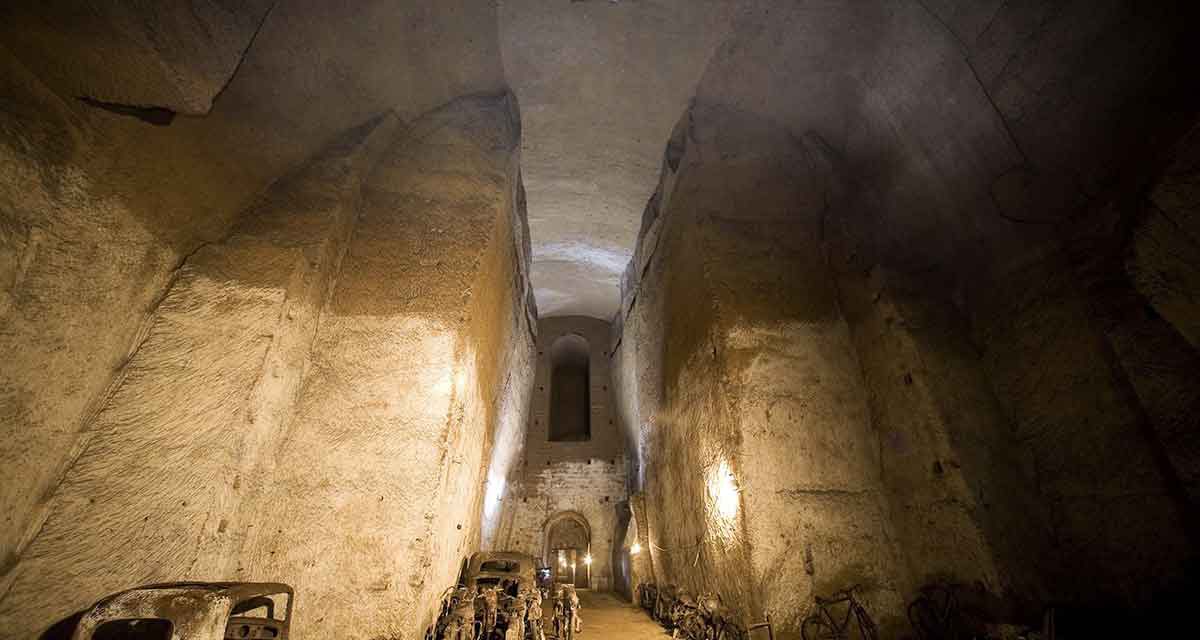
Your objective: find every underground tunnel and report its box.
[1,1,1199,639]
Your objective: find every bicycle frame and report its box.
[802,587,879,640]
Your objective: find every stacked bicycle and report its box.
[649,587,772,640]
[551,584,581,640]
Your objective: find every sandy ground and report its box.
[572,591,669,640]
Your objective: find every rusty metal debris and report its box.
[636,582,771,640]
[68,582,293,640]
[636,582,658,613]
[428,552,554,640]
[551,584,581,640]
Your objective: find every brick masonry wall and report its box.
[523,316,623,469]
[497,316,629,591]
[501,459,627,591]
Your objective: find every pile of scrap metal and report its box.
[636,582,772,640]
[426,552,550,640]
[51,582,294,640]
[549,583,581,640]
[636,582,657,613]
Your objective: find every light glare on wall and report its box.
[630,542,641,555]
[584,554,593,565]
[710,459,739,520]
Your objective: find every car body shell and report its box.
[69,582,293,640]
[462,552,537,593]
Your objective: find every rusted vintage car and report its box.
[462,552,537,594]
[68,582,293,640]
[460,552,541,640]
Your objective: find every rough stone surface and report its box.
[0,47,183,578]
[0,112,399,636]
[0,93,536,640]
[613,106,909,634]
[1,2,1198,638]
[1,0,274,114]
[968,252,1196,608]
[0,0,508,592]
[499,0,731,318]
[613,89,1199,637]
[233,93,534,639]
[503,0,1186,318]
[1131,124,1200,350]
[835,268,1047,602]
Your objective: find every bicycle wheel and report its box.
[801,612,842,640]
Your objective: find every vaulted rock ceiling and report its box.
[500,0,729,318]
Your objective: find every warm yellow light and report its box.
[630,542,641,555]
[710,459,739,519]
[583,554,593,565]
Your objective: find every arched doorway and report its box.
[549,334,590,441]
[543,511,591,588]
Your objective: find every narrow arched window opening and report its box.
[549,333,590,442]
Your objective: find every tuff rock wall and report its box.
[611,1,1200,635]
[613,105,915,634]
[613,103,1199,639]
[0,1,506,585]
[0,78,535,640]
[229,93,535,639]
[2,2,1199,639]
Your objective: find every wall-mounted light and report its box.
[630,542,641,555]
[583,554,593,566]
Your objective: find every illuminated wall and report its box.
[612,90,1199,635]
[0,93,536,640]
[612,103,909,631]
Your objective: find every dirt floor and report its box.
[574,591,669,639]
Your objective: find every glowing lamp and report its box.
[630,542,642,555]
[583,554,593,566]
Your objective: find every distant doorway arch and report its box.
[543,511,591,589]
[549,334,590,441]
